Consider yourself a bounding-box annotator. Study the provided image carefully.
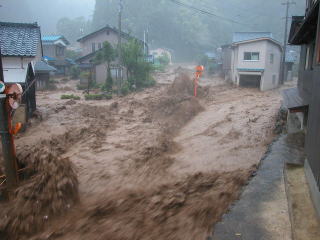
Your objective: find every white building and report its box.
[229,32,282,91]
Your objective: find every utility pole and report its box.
[0,47,18,193]
[143,30,146,55]
[281,0,295,84]
[117,0,123,96]
[146,28,149,55]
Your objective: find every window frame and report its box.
[243,52,260,61]
[92,43,96,53]
[55,46,64,56]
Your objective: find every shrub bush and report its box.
[76,84,87,90]
[60,94,81,100]
[84,93,112,101]
[120,81,130,96]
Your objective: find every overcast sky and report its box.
[0,0,95,34]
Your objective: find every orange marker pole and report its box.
[194,75,199,97]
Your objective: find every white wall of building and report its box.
[231,39,282,91]
[237,40,267,70]
[2,57,35,83]
[262,42,282,91]
[231,47,239,85]
[3,57,34,69]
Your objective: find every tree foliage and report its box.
[121,39,154,89]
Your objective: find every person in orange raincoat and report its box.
[195,65,204,78]
[194,65,204,97]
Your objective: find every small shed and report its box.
[35,61,56,90]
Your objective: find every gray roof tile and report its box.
[0,22,41,57]
[35,61,57,72]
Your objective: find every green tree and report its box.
[121,39,142,80]
[94,41,117,91]
[157,53,170,67]
[121,39,154,89]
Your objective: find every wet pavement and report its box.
[212,134,305,240]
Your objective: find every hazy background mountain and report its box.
[0,0,306,59]
[0,0,94,34]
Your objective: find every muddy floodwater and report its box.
[0,66,283,240]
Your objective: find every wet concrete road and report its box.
[212,135,305,240]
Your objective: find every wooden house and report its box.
[42,35,73,76]
[76,25,147,84]
[35,61,56,90]
[285,0,320,217]
[0,22,42,120]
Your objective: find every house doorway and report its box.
[239,74,261,88]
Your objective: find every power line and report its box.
[169,0,252,27]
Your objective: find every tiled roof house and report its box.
[0,21,43,119]
[42,35,72,75]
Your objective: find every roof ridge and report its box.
[0,21,39,28]
[234,31,272,33]
[233,37,282,47]
[77,24,143,43]
[43,35,63,37]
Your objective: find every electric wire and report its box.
[169,0,253,27]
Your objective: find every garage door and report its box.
[239,75,261,88]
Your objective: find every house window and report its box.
[92,43,96,52]
[244,52,260,61]
[56,46,64,56]
[98,43,102,49]
[270,53,274,64]
[106,30,110,35]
